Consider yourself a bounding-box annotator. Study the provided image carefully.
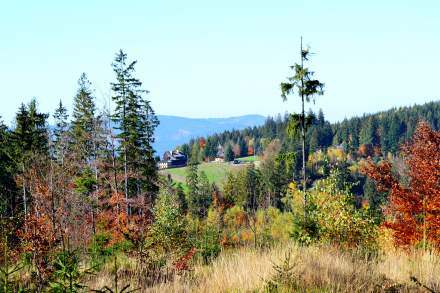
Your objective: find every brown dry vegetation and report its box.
[86,242,440,292]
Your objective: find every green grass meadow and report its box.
[159,156,259,187]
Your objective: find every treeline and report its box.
[180,101,440,163]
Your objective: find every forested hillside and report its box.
[154,114,265,155]
[180,101,440,162]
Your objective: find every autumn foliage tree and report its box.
[362,122,440,249]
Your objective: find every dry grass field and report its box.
[87,242,440,292]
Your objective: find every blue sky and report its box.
[1,0,439,125]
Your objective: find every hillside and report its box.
[178,101,440,163]
[160,156,257,186]
[153,114,266,155]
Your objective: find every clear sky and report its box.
[1,0,439,125]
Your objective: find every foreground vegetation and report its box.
[85,243,440,292]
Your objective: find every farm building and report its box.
[157,150,188,169]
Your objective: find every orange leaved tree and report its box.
[362,122,440,249]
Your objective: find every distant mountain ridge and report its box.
[154,114,266,156]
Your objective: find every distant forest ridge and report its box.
[177,100,440,161]
[154,114,266,155]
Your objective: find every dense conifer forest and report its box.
[181,101,440,163]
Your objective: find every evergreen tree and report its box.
[52,100,69,164]
[359,119,374,145]
[11,99,49,217]
[186,162,199,217]
[388,115,403,153]
[238,138,248,157]
[280,38,324,217]
[317,109,325,127]
[224,144,235,162]
[308,128,319,153]
[244,164,262,212]
[204,137,217,161]
[12,99,49,156]
[111,50,159,210]
[190,141,202,164]
[363,178,387,221]
[138,98,160,198]
[176,183,188,215]
[0,117,17,217]
[180,143,190,157]
[71,73,96,164]
[111,50,141,207]
[197,171,212,219]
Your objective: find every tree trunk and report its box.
[300,36,307,219]
[22,163,27,220]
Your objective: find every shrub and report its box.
[47,249,94,293]
[289,169,378,250]
[140,188,193,283]
[88,233,132,268]
[264,250,299,292]
[197,225,221,264]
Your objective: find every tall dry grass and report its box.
[87,243,440,292]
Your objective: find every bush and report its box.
[88,233,133,268]
[220,205,292,248]
[48,249,94,293]
[197,225,221,264]
[143,189,192,275]
[289,169,378,251]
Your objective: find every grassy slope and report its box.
[159,158,257,186]
[237,155,260,162]
[88,243,440,292]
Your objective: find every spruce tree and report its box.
[186,162,199,217]
[53,100,69,165]
[71,73,96,164]
[138,97,160,199]
[359,117,378,146]
[11,99,49,217]
[176,183,188,215]
[224,144,235,162]
[111,50,142,207]
[193,171,212,219]
[111,50,159,211]
[280,38,324,217]
[0,117,17,217]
